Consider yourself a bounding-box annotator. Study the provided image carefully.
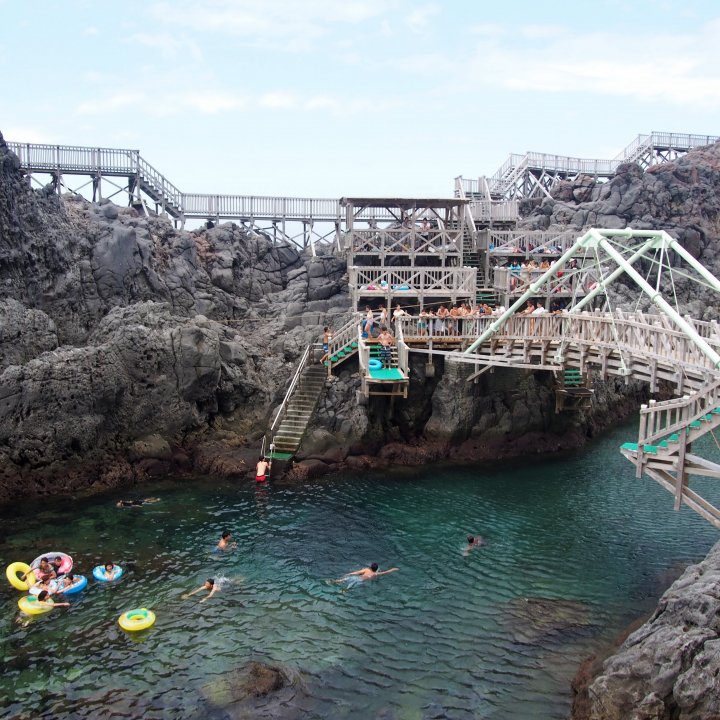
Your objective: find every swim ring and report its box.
[6,562,34,591]
[93,565,123,582]
[31,552,73,575]
[18,595,53,615]
[368,358,382,371]
[56,575,88,595]
[118,608,156,632]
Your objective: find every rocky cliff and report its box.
[572,538,720,720]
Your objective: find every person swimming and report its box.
[182,578,219,603]
[463,535,486,556]
[335,563,399,588]
[215,531,237,552]
[116,497,160,508]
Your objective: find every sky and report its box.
[1,0,719,200]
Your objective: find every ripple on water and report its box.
[1,425,718,719]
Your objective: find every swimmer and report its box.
[182,578,218,603]
[54,574,77,593]
[256,456,271,483]
[335,563,399,582]
[25,557,55,583]
[50,555,66,578]
[36,590,70,608]
[116,497,161,508]
[100,562,121,580]
[216,531,237,551]
[463,535,486,556]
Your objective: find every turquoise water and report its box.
[1,424,718,720]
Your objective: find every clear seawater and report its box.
[1,423,718,720]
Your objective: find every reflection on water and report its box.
[1,424,718,719]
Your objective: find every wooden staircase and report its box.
[620,380,720,529]
[554,367,593,413]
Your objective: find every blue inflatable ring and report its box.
[93,565,123,582]
[368,358,382,371]
[58,575,88,595]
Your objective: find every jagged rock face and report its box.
[584,539,720,720]
[520,142,720,320]
[0,131,350,500]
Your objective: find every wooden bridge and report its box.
[457,131,719,202]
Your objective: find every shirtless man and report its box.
[256,456,271,483]
[464,535,486,556]
[182,578,218,603]
[216,531,236,551]
[336,563,399,582]
[377,326,394,368]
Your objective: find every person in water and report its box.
[216,531,237,551]
[36,590,69,608]
[182,579,218,603]
[337,563,399,582]
[116,497,160,508]
[464,535,486,556]
[55,574,78,593]
[256,456,271,483]
[101,562,120,580]
[24,557,55,584]
[50,555,66,577]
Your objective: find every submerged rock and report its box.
[502,596,595,645]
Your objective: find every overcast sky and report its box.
[2,0,718,200]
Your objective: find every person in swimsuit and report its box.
[101,562,121,580]
[320,326,332,364]
[25,557,55,584]
[116,497,160,508]
[182,578,218,603]
[35,590,70,608]
[377,326,394,369]
[256,456,271,483]
[216,531,237,551]
[336,563,399,583]
[464,535,486,556]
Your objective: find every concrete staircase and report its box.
[271,364,327,455]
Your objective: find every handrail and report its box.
[638,376,720,446]
[395,317,409,377]
[324,311,362,370]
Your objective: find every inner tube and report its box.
[6,562,34,591]
[18,595,53,615]
[368,358,382,371]
[118,608,156,632]
[56,575,88,595]
[93,565,123,582]
[31,552,73,576]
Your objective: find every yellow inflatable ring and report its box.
[7,562,34,591]
[118,608,155,632]
[18,595,53,615]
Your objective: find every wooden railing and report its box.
[393,310,720,390]
[638,377,720,447]
[350,266,477,295]
[349,227,461,255]
[491,266,599,298]
[484,229,582,256]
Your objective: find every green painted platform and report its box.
[268,451,293,460]
[368,368,405,381]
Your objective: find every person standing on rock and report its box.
[256,456,272,483]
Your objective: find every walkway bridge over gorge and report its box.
[270,229,720,531]
[5,135,720,529]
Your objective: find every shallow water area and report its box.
[1,423,718,719]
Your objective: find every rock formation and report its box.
[573,539,720,720]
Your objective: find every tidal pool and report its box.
[1,423,718,719]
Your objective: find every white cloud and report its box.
[82,26,98,36]
[77,93,147,115]
[128,32,203,61]
[406,4,440,34]
[461,19,720,108]
[145,0,392,51]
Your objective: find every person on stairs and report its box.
[377,326,395,369]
